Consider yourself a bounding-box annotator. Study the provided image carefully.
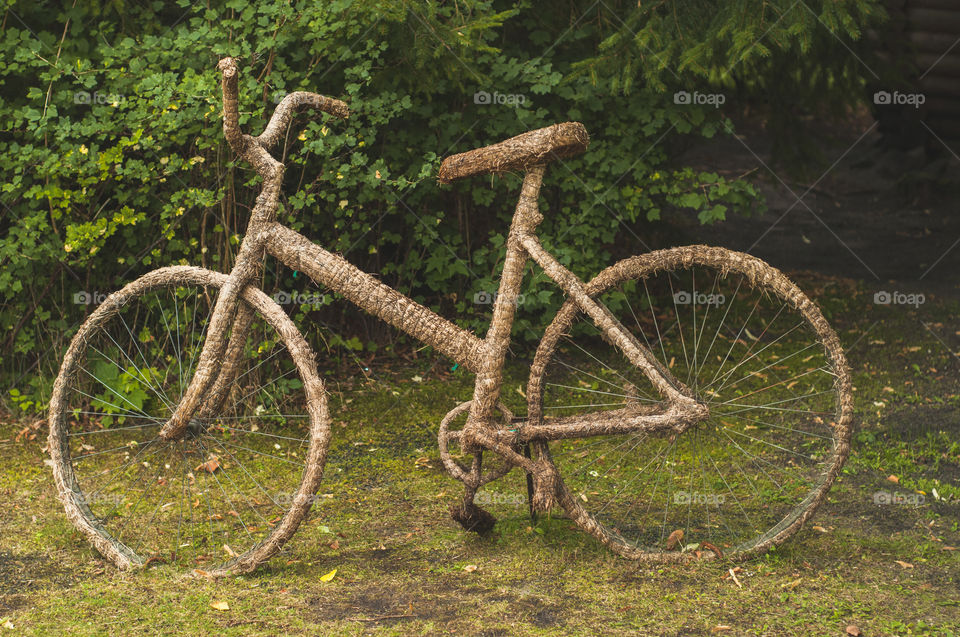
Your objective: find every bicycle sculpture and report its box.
[48,58,853,576]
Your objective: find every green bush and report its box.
[0,0,883,413]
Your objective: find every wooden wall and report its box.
[879,0,960,146]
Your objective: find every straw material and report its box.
[437,122,589,184]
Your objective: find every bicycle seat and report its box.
[437,122,589,184]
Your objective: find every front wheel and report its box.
[526,246,852,561]
[47,266,331,575]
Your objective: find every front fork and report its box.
[158,278,258,441]
[195,303,256,420]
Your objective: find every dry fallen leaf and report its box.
[463,564,478,573]
[328,539,340,550]
[895,560,914,569]
[887,474,899,484]
[195,457,221,474]
[712,626,732,633]
[210,601,230,611]
[223,544,237,558]
[727,568,742,588]
[812,525,828,533]
[781,578,802,589]
[846,624,861,636]
[666,529,684,550]
[701,541,724,559]
[319,568,337,582]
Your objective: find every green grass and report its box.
[1,273,959,636]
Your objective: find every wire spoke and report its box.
[203,436,305,467]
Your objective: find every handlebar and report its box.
[217,57,349,156]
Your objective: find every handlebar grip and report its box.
[283,91,349,120]
[257,92,348,150]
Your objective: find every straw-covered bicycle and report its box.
[47,58,853,576]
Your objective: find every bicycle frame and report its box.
[158,58,708,470]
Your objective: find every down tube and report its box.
[263,223,487,374]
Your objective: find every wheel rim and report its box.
[48,267,329,574]
[528,247,852,559]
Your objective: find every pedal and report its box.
[450,502,497,535]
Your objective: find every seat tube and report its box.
[468,165,545,423]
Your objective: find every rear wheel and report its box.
[47,266,330,575]
[527,246,852,560]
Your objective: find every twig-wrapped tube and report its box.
[437,122,589,184]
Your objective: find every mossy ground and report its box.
[1,272,959,636]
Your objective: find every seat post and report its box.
[513,165,546,234]
[462,165,546,443]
